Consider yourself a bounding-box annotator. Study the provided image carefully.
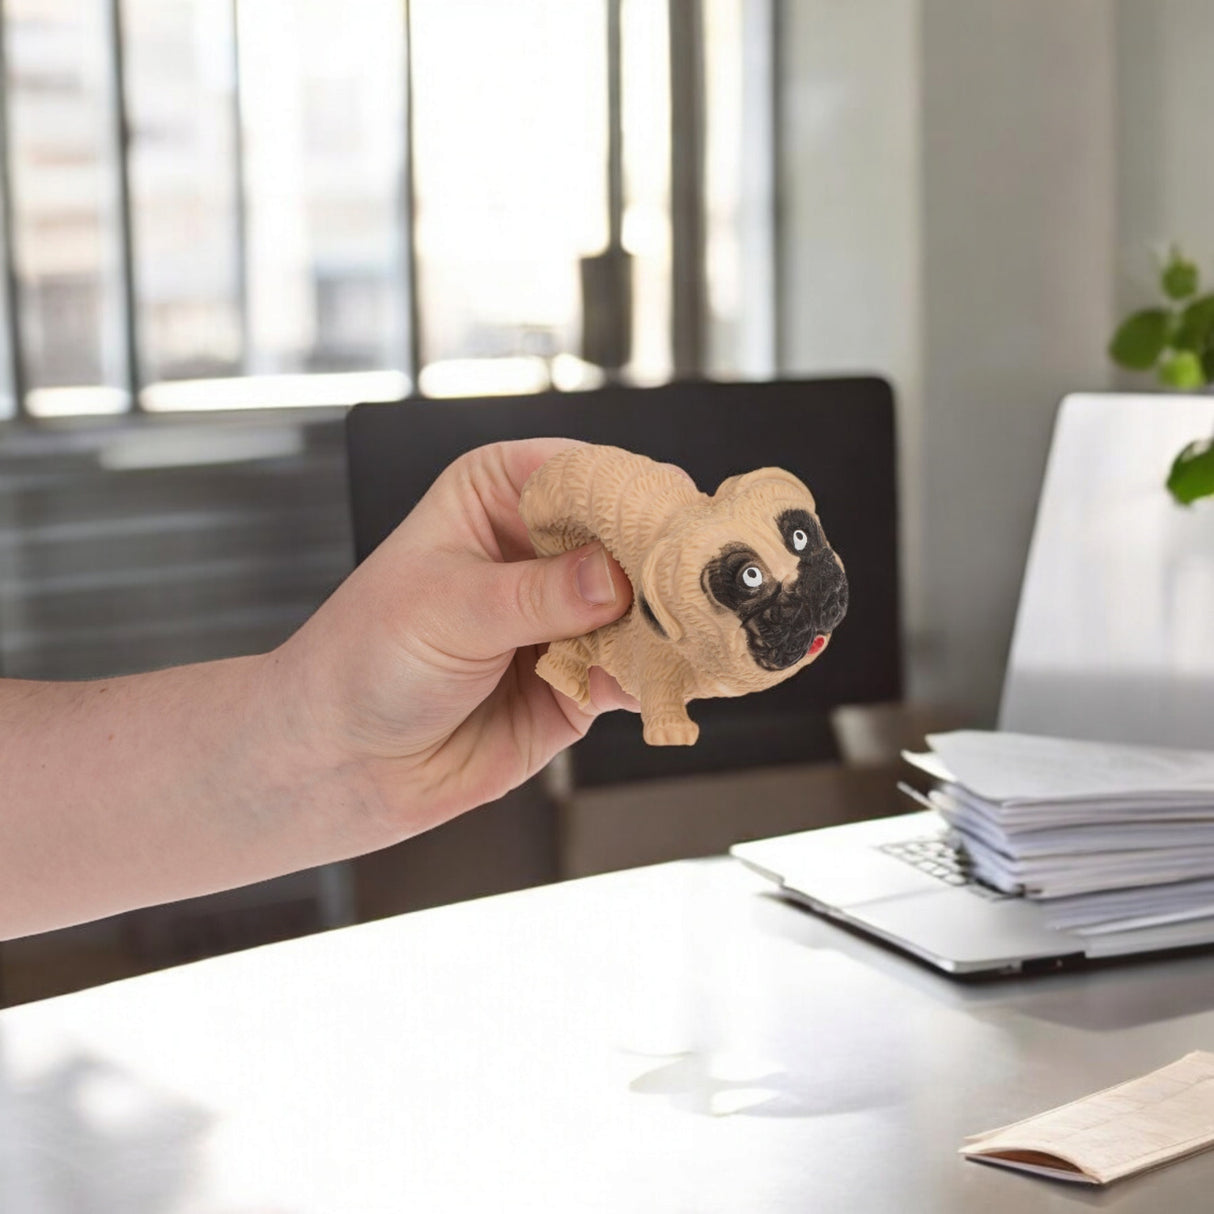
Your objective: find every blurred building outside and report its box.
[0,0,774,420]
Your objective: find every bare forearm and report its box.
[0,653,385,940]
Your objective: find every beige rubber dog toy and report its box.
[518,444,848,745]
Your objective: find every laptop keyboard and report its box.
[878,836,971,886]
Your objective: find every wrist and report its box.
[253,635,415,853]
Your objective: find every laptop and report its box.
[732,393,1214,976]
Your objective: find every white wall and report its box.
[778,0,1118,722]
[776,0,925,680]
[917,0,1117,719]
[1114,0,1214,320]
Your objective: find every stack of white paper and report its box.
[903,732,1214,944]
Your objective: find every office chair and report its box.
[348,377,901,781]
[345,378,903,898]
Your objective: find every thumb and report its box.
[472,543,632,657]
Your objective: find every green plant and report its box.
[1108,246,1214,504]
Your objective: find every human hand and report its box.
[277,439,635,842]
[0,439,634,936]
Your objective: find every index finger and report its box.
[441,438,589,561]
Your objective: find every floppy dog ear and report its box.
[639,541,684,643]
[713,467,815,508]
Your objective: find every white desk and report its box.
[3,859,1214,1212]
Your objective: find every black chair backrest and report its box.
[346,377,901,785]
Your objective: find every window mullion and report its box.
[107,0,143,412]
[231,0,251,379]
[607,0,623,253]
[402,0,421,391]
[668,0,706,378]
[768,0,784,375]
[0,1,26,419]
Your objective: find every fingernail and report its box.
[576,545,617,606]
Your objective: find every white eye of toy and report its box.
[741,565,763,589]
[792,529,809,552]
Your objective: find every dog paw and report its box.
[536,652,591,708]
[643,717,699,746]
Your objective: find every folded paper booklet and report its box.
[961,1051,1214,1185]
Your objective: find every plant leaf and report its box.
[1173,294,1214,352]
[1161,248,1200,300]
[1109,308,1171,370]
[1158,349,1205,389]
[1167,437,1214,505]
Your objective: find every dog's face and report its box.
[638,469,848,689]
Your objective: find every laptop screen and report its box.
[999,393,1214,749]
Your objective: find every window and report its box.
[6,0,130,416]
[125,0,242,391]
[703,0,775,380]
[233,0,408,395]
[411,0,610,396]
[622,0,672,385]
[0,0,773,419]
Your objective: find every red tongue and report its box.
[808,635,827,657]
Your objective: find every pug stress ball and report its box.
[518,443,849,746]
